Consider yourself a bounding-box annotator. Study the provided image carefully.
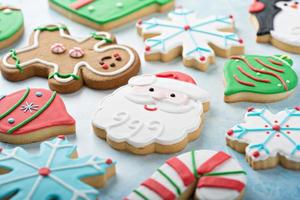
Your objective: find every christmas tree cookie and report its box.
[0,88,75,144]
[126,150,247,200]
[0,136,116,199]
[0,6,24,49]
[49,0,174,30]
[226,107,300,170]
[224,54,298,103]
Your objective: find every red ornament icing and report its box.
[249,0,265,14]
[39,167,51,176]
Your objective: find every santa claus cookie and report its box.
[224,54,298,103]
[226,107,300,170]
[0,6,24,49]
[137,8,244,71]
[249,0,300,54]
[0,88,75,144]
[0,24,140,93]
[49,0,174,30]
[126,150,247,200]
[92,71,210,155]
[0,136,116,200]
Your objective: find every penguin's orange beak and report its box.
[291,3,298,9]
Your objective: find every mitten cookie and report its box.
[0,88,75,144]
[49,0,174,30]
[0,136,116,199]
[137,8,244,71]
[126,150,247,200]
[226,107,300,170]
[0,24,140,93]
[224,55,298,103]
[0,6,24,49]
[249,0,300,54]
[92,71,210,155]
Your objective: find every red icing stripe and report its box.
[233,75,255,87]
[237,66,270,83]
[254,58,284,73]
[197,151,231,175]
[70,0,94,10]
[142,178,176,200]
[166,157,196,186]
[197,177,245,192]
[268,58,283,66]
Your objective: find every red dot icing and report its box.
[272,125,281,131]
[227,129,234,136]
[247,107,255,112]
[106,158,113,164]
[57,135,65,140]
[145,46,151,51]
[39,167,51,176]
[253,151,260,158]
[199,56,206,61]
[295,106,300,111]
[184,25,190,31]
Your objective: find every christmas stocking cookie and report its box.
[0,88,75,144]
[92,71,210,155]
[0,6,24,49]
[137,8,244,71]
[0,136,116,199]
[0,24,140,93]
[224,54,298,103]
[49,0,174,30]
[249,0,300,54]
[126,150,247,200]
[226,107,300,170]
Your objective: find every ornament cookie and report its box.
[0,6,24,49]
[0,88,75,144]
[49,0,174,30]
[92,71,210,155]
[249,0,300,54]
[126,150,247,200]
[0,24,140,93]
[137,8,244,71]
[224,55,298,103]
[227,107,300,170]
[0,136,116,199]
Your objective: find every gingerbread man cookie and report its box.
[0,24,140,93]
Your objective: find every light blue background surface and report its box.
[0,0,300,199]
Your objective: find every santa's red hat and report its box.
[128,71,209,101]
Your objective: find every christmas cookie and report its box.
[125,150,247,200]
[49,0,174,30]
[137,8,244,71]
[0,24,140,93]
[226,107,300,170]
[249,0,300,54]
[0,6,24,49]
[92,71,210,155]
[224,55,298,103]
[0,88,75,144]
[0,136,116,199]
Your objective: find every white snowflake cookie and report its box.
[226,107,300,170]
[137,8,244,71]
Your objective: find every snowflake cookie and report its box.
[137,8,244,71]
[0,136,116,199]
[226,107,300,170]
[126,150,247,200]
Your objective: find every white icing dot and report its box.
[286,80,290,83]
[88,5,94,11]
[234,59,239,62]
[116,2,123,8]
[3,9,12,14]
[261,68,265,70]
[256,72,261,75]
[277,84,282,87]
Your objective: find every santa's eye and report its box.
[170,93,176,98]
[149,88,154,92]
[295,2,299,4]
[284,3,288,6]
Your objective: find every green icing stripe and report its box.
[0,88,30,120]
[49,72,80,80]
[34,26,67,32]
[157,168,181,196]
[10,49,23,72]
[133,190,149,200]
[205,170,247,176]
[91,32,113,43]
[191,150,199,178]
[7,91,57,134]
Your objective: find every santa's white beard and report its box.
[93,86,203,147]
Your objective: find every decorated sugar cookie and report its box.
[0,88,75,144]
[137,8,244,71]
[0,6,24,49]
[224,54,298,103]
[249,0,300,54]
[126,150,247,200]
[92,71,210,155]
[49,0,174,30]
[0,136,116,199]
[0,24,140,93]
[226,107,300,170]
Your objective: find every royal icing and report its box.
[1,24,136,83]
[0,88,75,135]
[226,107,300,166]
[137,8,244,69]
[0,136,115,199]
[92,71,209,151]
[224,55,298,96]
[126,150,247,200]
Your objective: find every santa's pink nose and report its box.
[291,3,298,9]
